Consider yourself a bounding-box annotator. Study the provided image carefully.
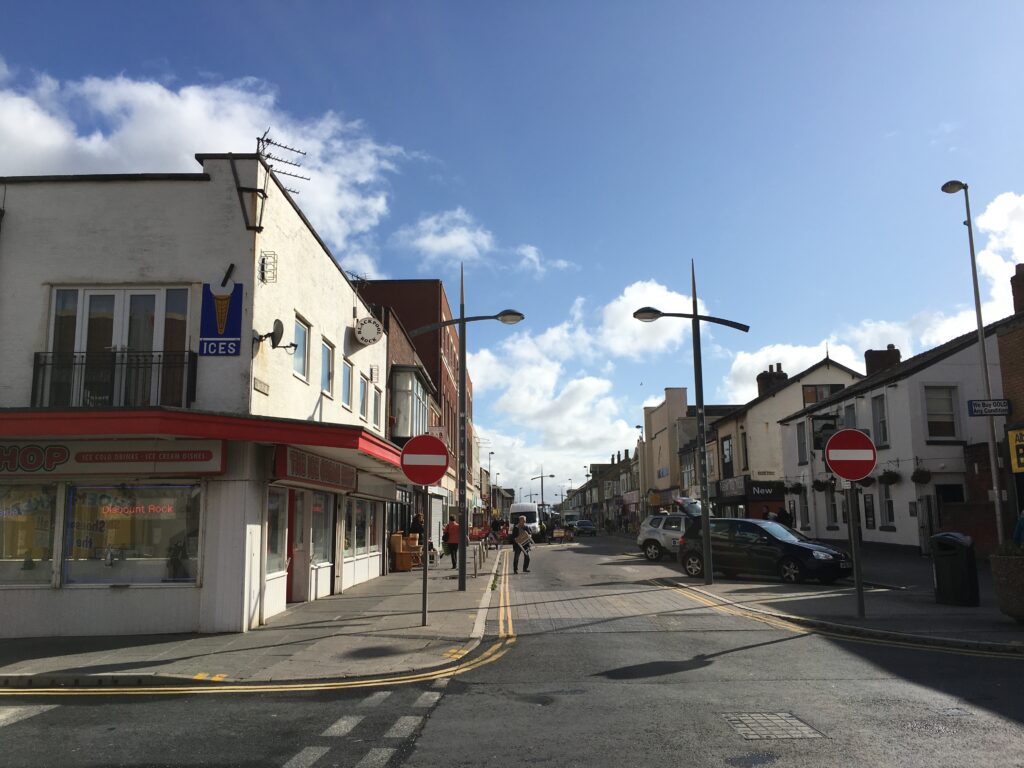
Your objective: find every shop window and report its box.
[796,423,807,465]
[368,500,379,553]
[0,484,57,584]
[310,492,334,565]
[356,498,368,555]
[882,484,895,526]
[267,488,288,574]
[63,485,200,584]
[344,497,355,559]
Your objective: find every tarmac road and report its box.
[1,536,1021,767]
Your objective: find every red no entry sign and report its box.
[824,429,877,481]
[400,434,450,485]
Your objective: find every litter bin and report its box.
[930,532,979,607]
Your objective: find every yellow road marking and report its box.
[0,637,517,697]
[210,674,227,682]
[191,673,208,680]
[658,578,1024,660]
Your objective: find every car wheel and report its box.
[682,551,704,579]
[643,541,663,561]
[779,557,806,584]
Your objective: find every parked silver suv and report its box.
[636,514,686,561]
[636,501,705,561]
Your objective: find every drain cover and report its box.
[722,713,823,740]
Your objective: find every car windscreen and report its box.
[760,521,807,543]
[512,510,538,524]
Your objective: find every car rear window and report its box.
[648,518,663,529]
[663,516,682,532]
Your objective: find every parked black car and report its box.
[678,518,852,584]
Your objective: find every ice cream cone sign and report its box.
[199,279,243,356]
[211,282,233,335]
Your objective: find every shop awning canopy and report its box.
[0,407,408,483]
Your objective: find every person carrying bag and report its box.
[511,515,533,574]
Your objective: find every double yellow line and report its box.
[2,564,523,698]
[659,578,1024,660]
[498,549,516,639]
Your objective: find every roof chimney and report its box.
[864,344,902,376]
[1013,263,1024,315]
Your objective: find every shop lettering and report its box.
[101,504,176,517]
[200,339,239,355]
[0,444,70,473]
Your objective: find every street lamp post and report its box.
[634,261,749,585]
[409,265,524,590]
[487,451,494,516]
[531,470,555,531]
[942,180,1005,544]
[494,472,500,517]
[635,424,646,521]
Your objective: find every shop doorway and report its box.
[286,489,310,603]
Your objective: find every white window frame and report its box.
[293,316,310,381]
[373,386,382,428]
[882,483,895,526]
[341,359,353,410]
[320,339,334,397]
[924,385,958,439]
[359,375,369,421]
[871,394,888,446]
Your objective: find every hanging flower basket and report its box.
[812,479,830,492]
[788,482,805,495]
[878,469,901,485]
[857,476,876,487]
[911,467,932,484]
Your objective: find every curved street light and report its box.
[409,265,524,591]
[530,471,555,515]
[941,180,1004,544]
[633,261,749,585]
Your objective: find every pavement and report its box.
[1,537,1022,690]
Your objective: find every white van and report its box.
[508,502,541,538]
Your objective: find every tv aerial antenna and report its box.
[257,129,311,194]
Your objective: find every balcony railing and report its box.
[32,351,198,409]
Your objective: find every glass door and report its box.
[79,291,122,406]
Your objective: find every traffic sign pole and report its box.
[827,429,877,619]
[846,487,866,618]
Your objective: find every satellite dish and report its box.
[270,319,285,348]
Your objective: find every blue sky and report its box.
[2,2,1023,500]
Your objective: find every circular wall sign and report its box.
[354,316,383,345]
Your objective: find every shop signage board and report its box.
[400,435,450,485]
[274,446,357,491]
[199,281,243,356]
[0,440,224,477]
[824,429,877,482]
[967,399,1010,417]
[1009,428,1024,474]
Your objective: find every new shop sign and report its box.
[0,440,224,477]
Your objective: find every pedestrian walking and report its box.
[443,515,460,569]
[512,515,532,574]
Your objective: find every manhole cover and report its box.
[722,713,823,740]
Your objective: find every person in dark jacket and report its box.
[775,507,793,528]
[407,512,425,537]
[511,515,532,574]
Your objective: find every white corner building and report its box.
[0,154,406,638]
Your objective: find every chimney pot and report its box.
[1012,263,1024,315]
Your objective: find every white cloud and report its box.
[598,280,707,360]
[393,207,494,266]
[718,192,1024,403]
[0,71,401,275]
[515,244,573,276]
